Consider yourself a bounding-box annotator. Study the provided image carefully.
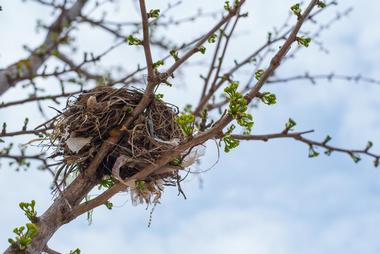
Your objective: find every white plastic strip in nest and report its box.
[181,145,206,168]
[111,155,136,188]
[154,137,180,146]
[65,136,92,153]
[112,155,128,179]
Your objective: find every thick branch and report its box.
[0,0,88,95]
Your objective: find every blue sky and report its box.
[1,0,380,253]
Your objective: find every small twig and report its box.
[164,0,246,78]
[138,0,155,81]
[43,246,62,254]
[232,130,380,162]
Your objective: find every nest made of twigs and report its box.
[49,86,186,205]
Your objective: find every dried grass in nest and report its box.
[49,86,186,205]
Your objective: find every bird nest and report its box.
[49,86,193,205]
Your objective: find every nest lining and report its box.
[50,86,187,205]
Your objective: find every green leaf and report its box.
[25,223,38,239]
[19,200,37,221]
[267,32,272,42]
[208,34,217,43]
[308,146,319,158]
[374,158,379,168]
[224,1,231,11]
[148,9,160,18]
[52,50,60,57]
[163,80,173,87]
[285,118,296,130]
[169,157,182,167]
[22,118,29,131]
[70,248,81,254]
[350,153,361,163]
[126,35,143,46]
[317,1,326,8]
[99,176,115,189]
[323,135,332,144]
[290,3,302,17]
[183,104,193,113]
[136,180,146,192]
[105,201,113,210]
[2,122,7,134]
[9,223,39,250]
[255,69,264,80]
[224,81,254,133]
[223,135,240,152]
[198,46,206,54]
[240,12,249,17]
[170,48,179,61]
[366,141,373,151]
[155,93,164,100]
[233,0,240,8]
[176,113,195,136]
[260,92,277,105]
[153,59,165,69]
[222,125,240,153]
[296,36,311,47]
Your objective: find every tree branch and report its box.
[138,0,155,80]
[232,130,380,164]
[245,0,319,103]
[164,0,246,78]
[0,0,88,95]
